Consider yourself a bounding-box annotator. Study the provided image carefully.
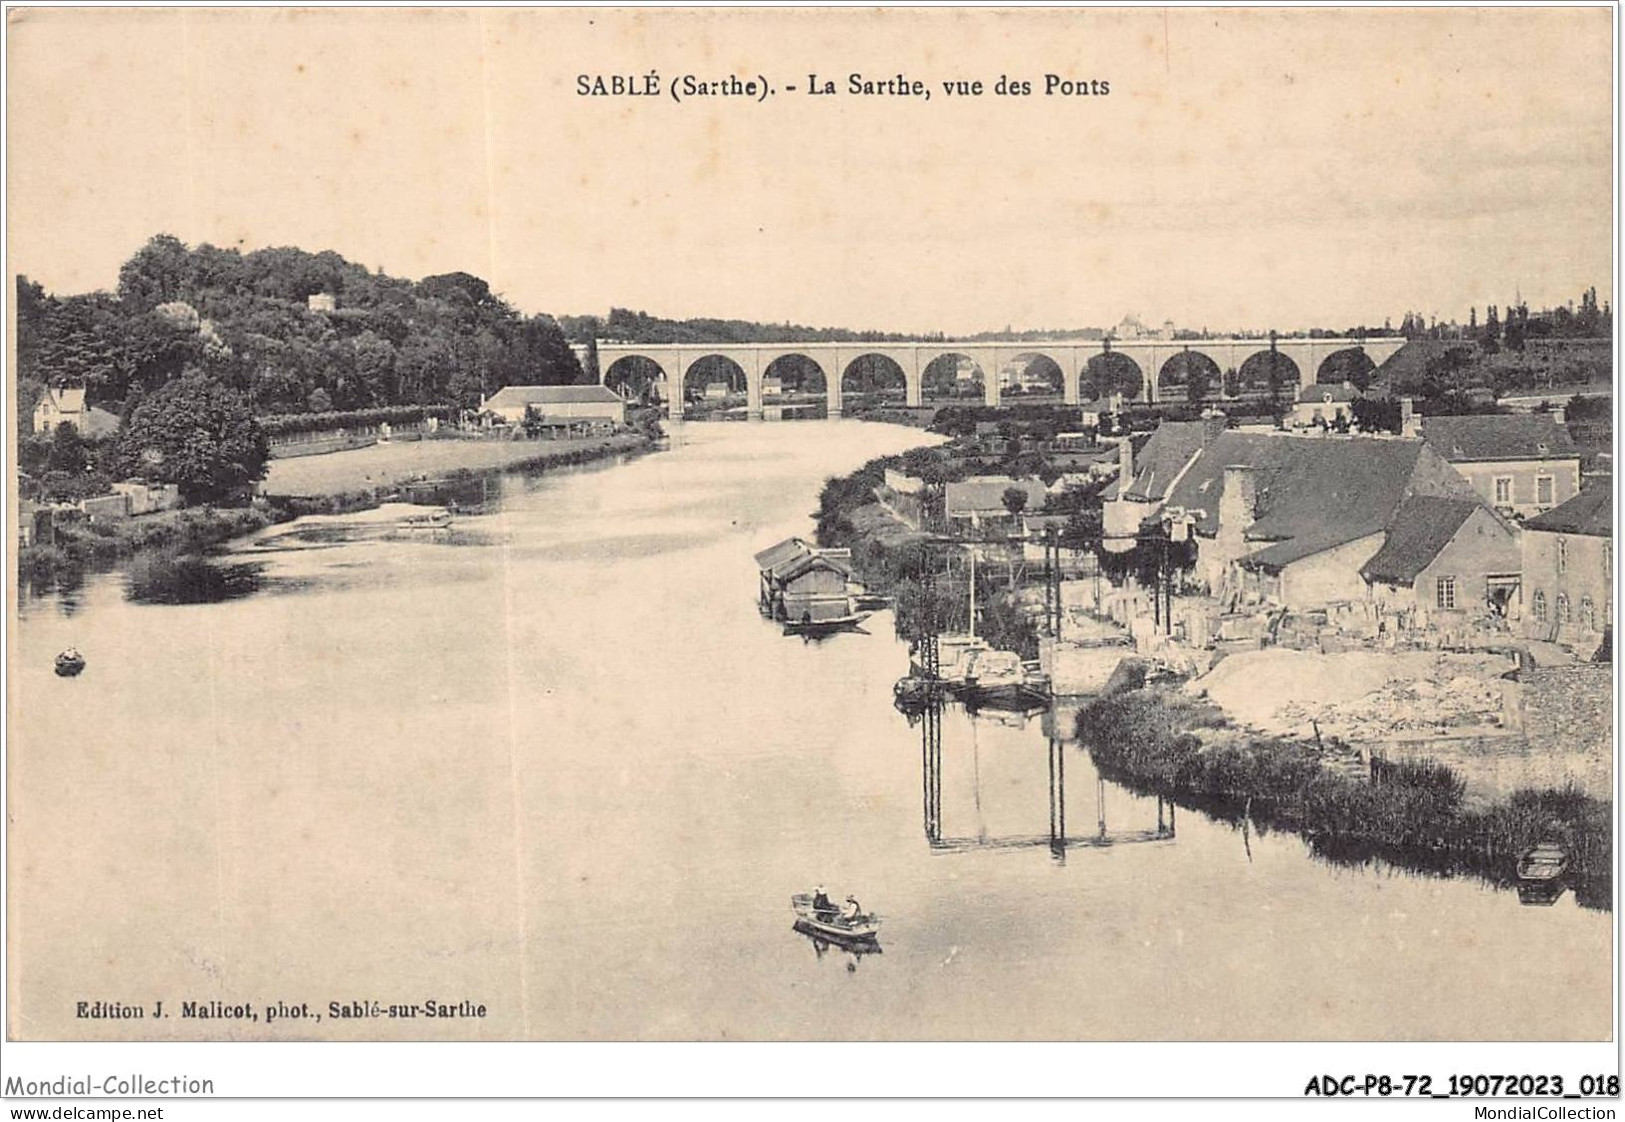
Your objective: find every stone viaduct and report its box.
[595,337,1407,419]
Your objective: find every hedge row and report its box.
[259,405,457,437]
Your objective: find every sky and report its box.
[6,7,1614,337]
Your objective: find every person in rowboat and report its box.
[812,886,836,922]
[841,895,863,923]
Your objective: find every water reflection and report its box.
[796,930,883,973]
[918,697,1176,861]
[122,549,264,605]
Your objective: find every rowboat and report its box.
[790,894,880,942]
[1517,842,1569,882]
[397,509,453,531]
[54,649,86,677]
[783,613,870,638]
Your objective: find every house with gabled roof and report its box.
[1360,495,1522,619]
[33,385,118,437]
[1100,418,1221,552]
[1141,431,1482,610]
[944,476,1048,535]
[1420,413,1580,518]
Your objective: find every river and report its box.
[10,420,1612,1041]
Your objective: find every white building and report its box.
[1287,382,1361,429]
[33,386,118,436]
[481,385,627,427]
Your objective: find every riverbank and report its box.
[261,431,652,500]
[1076,686,1612,910]
[19,432,655,586]
[813,447,1041,659]
[20,506,277,585]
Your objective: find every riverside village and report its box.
[11,236,1617,1041]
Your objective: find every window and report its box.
[1556,536,1568,574]
[1581,597,1596,631]
[1494,476,1513,505]
[1436,575,1457,610]
[1537,476,1555,507]
[1556,593,1571,624]
[1532,590,1547,621]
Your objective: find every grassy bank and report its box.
[21,431,656,588]
[1078,688,1612,910]
[262,431,652,499]
[21,506,277,587]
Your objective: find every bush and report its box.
[259,405,456,437]
[1076,688,1612,909]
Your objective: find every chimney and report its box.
[1220,465,1258,533]
[1117,436,1134,483]
[1400,397,1420,437]
[1201,409,1227,447]
[1552,405,1567,425]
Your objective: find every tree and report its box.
[117,234,194,311]
[1350,396,1403,434]
[113,370,269,504]
[1001,486,1030,519]
[512,314,583,387]
[47,422,89,475]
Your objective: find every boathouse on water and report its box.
[754,538,859,623]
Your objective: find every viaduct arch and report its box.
[594,337,1407,420]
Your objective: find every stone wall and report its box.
[1518,664,1613,796]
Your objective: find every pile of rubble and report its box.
[1196,648,1515,742]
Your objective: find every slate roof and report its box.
[1296,383,1361,404]
[1103,421,1207,501]
[1239,529,1388,572]
[945,477,1048,517]
[1165,433,1433,548]
[1358,496,1483,584]
[485,384,624,410]
[1523,483,1612,537]
[1420,414,1578,462]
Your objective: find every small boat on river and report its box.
[755,538,873,639]
[783,612,871,638]
[396,508,453,531]
[791,894,880,943]
[54,648,86,677]
[1517,842,1569,882]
